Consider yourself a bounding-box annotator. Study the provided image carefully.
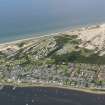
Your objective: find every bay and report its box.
[0,86,105,105]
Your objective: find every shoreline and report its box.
[0,32,59,46]
[0,22,105,46]
[1,82,105,95]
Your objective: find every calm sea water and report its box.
[0,86,105,105]
[0,0,105,42]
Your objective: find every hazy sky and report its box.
[0,0,104,19]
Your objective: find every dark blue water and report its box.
[0,0,105,42]
[0,86,105,105]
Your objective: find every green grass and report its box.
[51,49,105,64]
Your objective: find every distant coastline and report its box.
[0,22,105,45]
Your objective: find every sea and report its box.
[0,86,105,105]
[0,0,105,43]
